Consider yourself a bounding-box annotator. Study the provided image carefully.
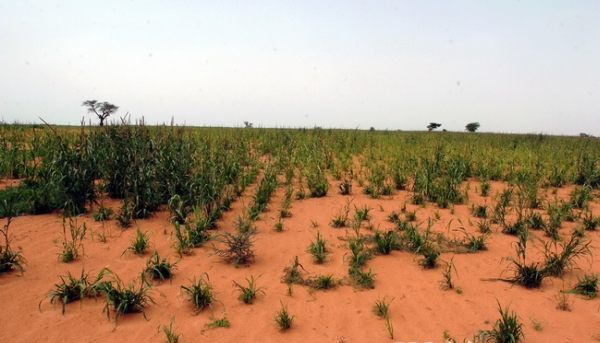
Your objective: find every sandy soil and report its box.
[1,179,599,343]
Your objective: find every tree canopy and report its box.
[465,122,481,132]
[82,100,119,126]
[427,123,442,131]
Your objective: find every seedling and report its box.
[477,300,524,343]
[180,273,219,314]
[123,227,150,256]
[274,302,295,331]
[159,317,183,343]
[144,251,178,282]
[232,274,266,304]
[307,231,330,264]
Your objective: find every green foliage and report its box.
[465,122,480,132]
[58,217,87,263]
[233,275,266,304]
[349,266,376,289]
[92,204,113,221]
[373,229,401,255]
[40,268,109,315]
[570,273,599,298]
[205,316,230,328]
[373,295,394,318]
[180,273,218,314]
[144,251,178,282]
[307,231,330,263]
[274,302,295,331]
[0,209,26,274]
[478,300,525,343]
[123,227,150,256]
[159,317,183,343]
[282,256,306,284]
[306,274,337,290]
[99,272,158,324]
[439,256,458,290]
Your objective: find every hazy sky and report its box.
[1,1,599,134]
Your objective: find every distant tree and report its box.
[243,121,253,128]
[465,122,481,132]
[82,100,118,126]
[427,123,442,131]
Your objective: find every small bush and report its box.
[212,230,256,267]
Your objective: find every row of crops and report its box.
[1,123,599,222]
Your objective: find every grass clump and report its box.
[159,317,183,343]
[205,316,230,328]
[274,301,295,331]
[570,273,599,299]
[307,231,330,263]
[123,226,150,256]
[306,274,337,290]
[233,274,266,304]
[180,273,219,314]
[477,300,525,343]
[99,272,158,324]
[282,256,307,284]
[144,251,178,282]
[40,268,109,314]
[92,204,113,221]
[373,295,394,318]
[349,266,376,289]
[58,217,87,263]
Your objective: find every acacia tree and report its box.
[82,100,119,126]
[427,123,442,131]
[465,122,480,132]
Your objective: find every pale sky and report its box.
[1,1,599,134]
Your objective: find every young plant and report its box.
[307,231,330,263]
[373,295,394,318]
[373,229,400,255]
[205,316,230,328]
[180,273,219,314]
[40,268,109,314]
[58,217,87,263]
[306,274,337,290]
[232,274,266,304]
[570,273,599,299]
[354,204,371,222]
[0,207,26,274]
[144,251,178,282]
[339,179,352,195]
[92,204,113,221]
[274,301,295,331]
[543,233,592,277]
[439,256,458,290]
[100,272,158,324]
[159,317,183,343]
[494,232,547,288]
[349,266,376,289]
[123,227,150,256]
[282,256,307,284]
[477,300,525,343]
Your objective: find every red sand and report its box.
[1,180,599,343]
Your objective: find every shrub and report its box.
[212,230,256,267]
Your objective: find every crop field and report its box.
[0,122,599,342]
